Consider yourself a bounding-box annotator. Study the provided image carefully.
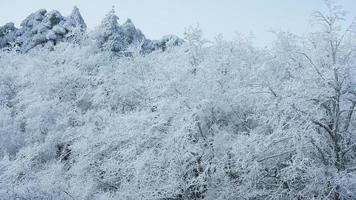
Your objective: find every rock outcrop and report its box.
[0,7,86,52]
[0,7,182,53]
[0,22,18,49]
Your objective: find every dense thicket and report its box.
[0,1,356,199]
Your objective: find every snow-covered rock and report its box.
[0,7,87,52]
[0,22,17,49]
[52,25,66,35]
[65,6,87,30]
[156,35,184,51]
[121,18,145,45]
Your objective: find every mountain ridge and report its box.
[0,7,183,53]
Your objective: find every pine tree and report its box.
[97,6,127,52]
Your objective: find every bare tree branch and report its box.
[257,150,295,162]
[310,137,328,166]
[342,143,356,157]
[295,51,327,81]
[342,101,356,132]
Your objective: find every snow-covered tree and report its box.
[95,7,127,53]
[0,1,356,200]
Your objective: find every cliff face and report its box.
[0,7,183,53]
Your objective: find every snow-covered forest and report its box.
[1,1,356,199]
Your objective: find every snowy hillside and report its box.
[1,2,356,200]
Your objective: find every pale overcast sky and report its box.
[1,0,356,46]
